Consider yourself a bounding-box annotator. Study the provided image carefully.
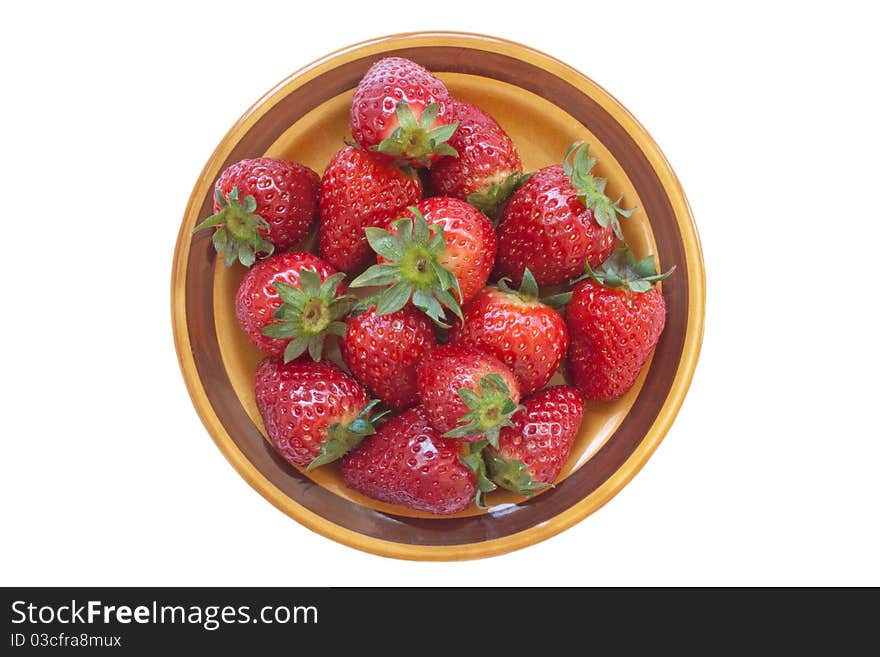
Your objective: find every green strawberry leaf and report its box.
[541,291,573,310]
[427,122,458,145]
[374,281,413,315]
[212,228,228,253]
[297,268,322,297]
[273,281,307,307]
[518,268,540,299]
[418,102,439,130]
[282,335,311,362]
[432,142,459,158]
[396,101,419,132]
[466,171,529,221]
[364,227,404,262]
[307,400,387,470]
[575,244,675,292]
[485,451,551,497]
[349,264,401,288]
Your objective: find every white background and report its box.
[2,1,878,586]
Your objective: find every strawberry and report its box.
[449,268,570,396]
[428,98,525,219]
[350,198,496,325]
[567,246,673,401]
[193,157,319,267]
[235,251,354,361]
[416,344,522,445]
[485,386,584,495]
[339,305,437,409]
[254,357,385,470]
[318,145,423,273]
[340,405,476,515]
[350,57,458,168]
[494,142,634,286]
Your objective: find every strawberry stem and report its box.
[373,101,459,167]
[442,374,523,447]
[261,269,355,362]
[349,207,464,327]
[306,400,389,470]
[562,142,634,240]
[485,451,551,496]
[576,244,675,293]
[458,440,497,508]
[192,187,275,267]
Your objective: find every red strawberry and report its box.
[255,357,385,469]
[485,386,584,495]
[350,197,496,326]
[567,246,673,401]
[235,251,353,361]
[494,142,634,286]
[339,305,437,409]
[416,344,522,445]
[350,57,458,168]
[193,157,319,266]
[428,98,525,218]
[318,146,423,273]
[340,406,476,515]
[449,269,570,396]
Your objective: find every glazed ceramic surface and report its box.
[171,32,705,560]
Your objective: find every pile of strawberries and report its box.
[194,57,672,515]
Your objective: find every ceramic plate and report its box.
[171,32,705,560]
